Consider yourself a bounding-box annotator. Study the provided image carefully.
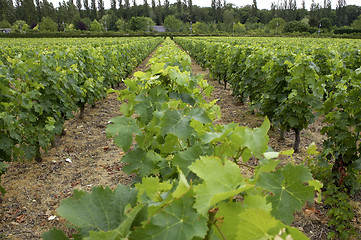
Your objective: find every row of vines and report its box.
[0,37,162,195]
[42,39,321,239]
[174,36,361,239]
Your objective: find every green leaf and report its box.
[264,152,279,159]
[134,71,145,78]
[306,142,319,155]
[189,156,252,216]
[214,202,243,240]
[172,170,191,199]
[173,145,212,176]
[160,109,192,141]
[232,118,270,157]
[157,134,186,154]
[281,149,294,156]
[134,94,154,124]
[106,116,141,152]
[236,208,285,239]
[216,195,308,240]
[169,68,188,86]
[135,177,172,203]
[257,164,314,224]
[42,228,69,240]
[151,63,166,75]
[57,184,139,236]
[189,108,211,124]
[257,158,280,174]
[122,149,163,177]
[85,204,144,240]
[130,192,208,240]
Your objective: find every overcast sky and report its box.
[50,0,360,10]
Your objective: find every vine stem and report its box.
[204,209,218,240]
[214,222,228,240]
[238,162,255,170]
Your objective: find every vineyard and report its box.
[0,36,361,239]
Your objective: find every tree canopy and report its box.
[0,0,360,34]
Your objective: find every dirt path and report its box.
[0,42,359,240]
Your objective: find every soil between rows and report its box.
[0,44,359,240]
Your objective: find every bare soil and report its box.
[0,44,360,240]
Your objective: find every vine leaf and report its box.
[85,204,144,240]
[122,148,163,176]
[57,185,140,236]
[160,109,192,141]
[42,228,69,240]
[134,93,154,124]
[173,145,212,176]
[189,156,252,216]
[257,163,314,224]
[130,192,208,240]
[231,118,270,158]
[106,116,141,152]
[215,196,308,240]
[135,177,172,203]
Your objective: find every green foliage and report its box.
[0,19,11,28]
[311,67,361,238]
[257,164,314,224]
[0,37,163,193]
[57,185,141,236]
[192,21,209,34]
[319,18,333,31]
[43,39,321,240]
[284,21,311,33]
[115,18,126,32]
[163,15,185,32]
[351,15,361,29]
[39,16,58,32]
[176,37,323,152]
[234,22,246,33]
[90,19,102,31]
[267,17,286,32]
[64,23,76,32]
[11,20,29,33]
[128,17,155,32]
[177,36,361,238]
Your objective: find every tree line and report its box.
[0,0,360,34]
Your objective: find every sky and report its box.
[49,0,360,10]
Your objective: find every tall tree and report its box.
[132,0,137,17]
[252,0,258,17]
[83,0,90,18]
[21,0,38,24]
[35,0,41,22]
[98,0,104,18]
[67,0,80,24]
[0,0,16,23]
[164,0,170,17]
[118,0,123,18]
[143,0,149,17]
[336,0,347,26]
[157,0,163,23]
[187,0,192,21]
[215,0,222,22]
[90,0,96,19]
[124,0,130,20]
[110,0,116,13]
[76,0,82,16]
[37,0,56,21]
[177,0,182,14]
